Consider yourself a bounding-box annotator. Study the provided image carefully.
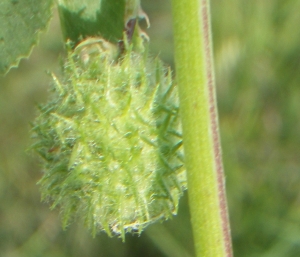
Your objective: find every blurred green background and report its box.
[1,0,300,256]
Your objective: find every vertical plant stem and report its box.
[171,0,233,256]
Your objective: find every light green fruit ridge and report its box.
[32,41,186,240]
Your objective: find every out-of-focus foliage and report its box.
[212,1,300,256]
[1,0,300,256]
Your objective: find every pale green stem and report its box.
[171,0,233,256]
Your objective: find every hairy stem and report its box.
[171,0,233,256]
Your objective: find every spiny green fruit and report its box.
[32,39,186,240]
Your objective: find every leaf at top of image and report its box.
[57,0,125,45]
[0,0,54,75]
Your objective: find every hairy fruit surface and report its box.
[32,41,186,240]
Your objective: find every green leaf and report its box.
[58,0,126,44]
[0,0,54,75]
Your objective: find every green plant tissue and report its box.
[31,39,186,240]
